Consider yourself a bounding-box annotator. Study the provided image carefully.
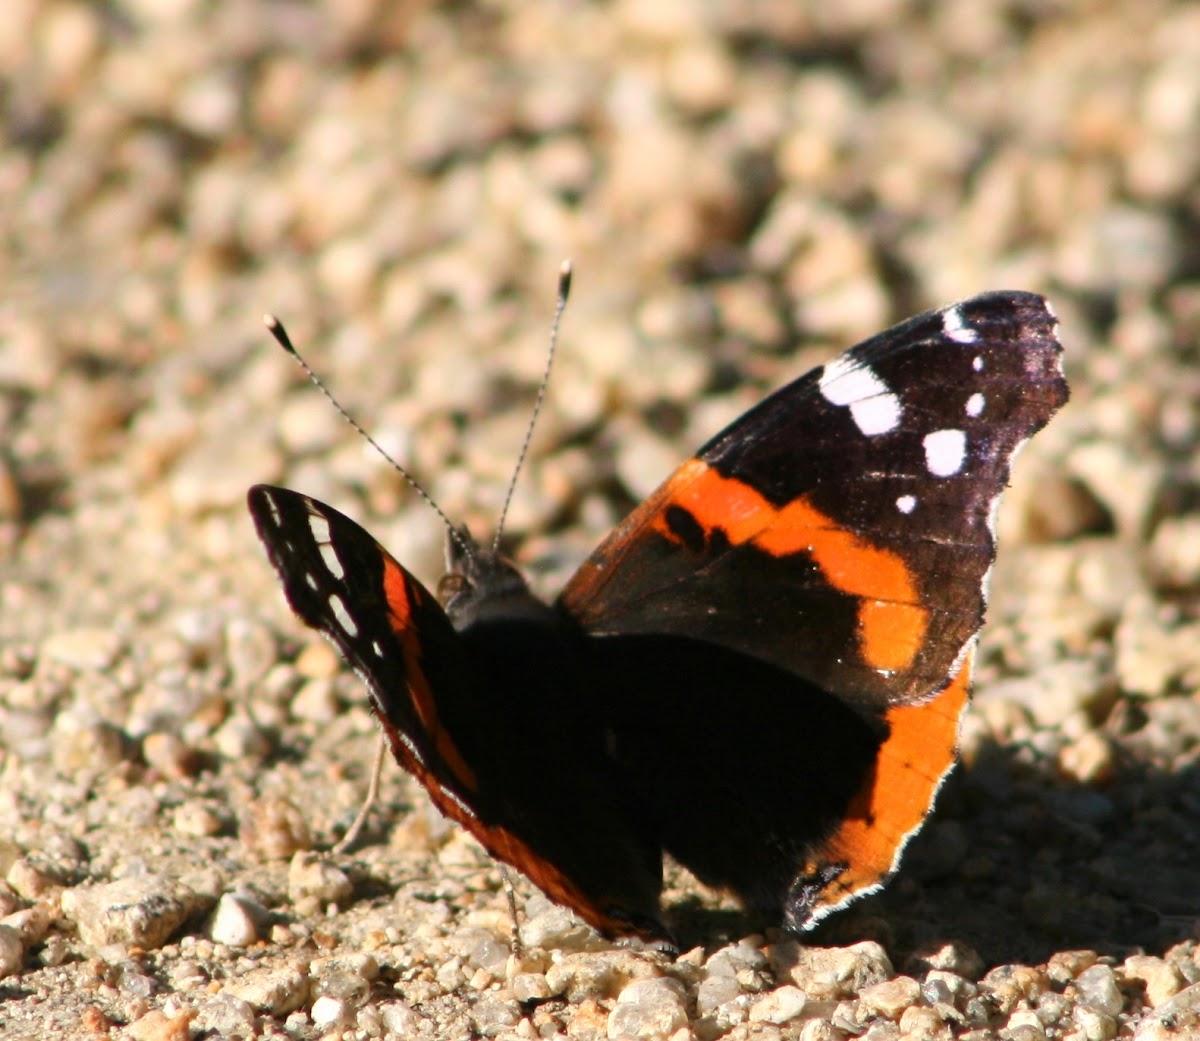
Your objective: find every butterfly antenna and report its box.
[491,260,572,555]
[262,315,474,562]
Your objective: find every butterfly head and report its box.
[438,526,547,631]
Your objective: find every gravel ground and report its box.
[3,1,1200,1039]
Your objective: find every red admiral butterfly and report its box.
[249,284,1067,951]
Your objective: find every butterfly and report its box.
[248,285,1067,951]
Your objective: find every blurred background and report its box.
[2,0,1199,1035]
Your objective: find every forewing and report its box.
[559,292,1068,709]
[247,485,485,806]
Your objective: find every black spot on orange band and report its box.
[651,460,930,674]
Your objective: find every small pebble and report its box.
[520,902,603,954]
[123,1009,194,1041]
[908,941,984,980]
[1,905,52,946]
[1073,964,1124,1017]
[239,796,311,859]
[1057,730,1115,784]
[1072,1002,1118,1040]
[980,964,1051,1014]
[1115,594,1200,699]
[171,800,223,837]
[0,925,25,979]
[142,731,197,778]
[859,975,922,1019]
[511,972,552,1002]
[470,996,522,1037]
[898,1004,954,1039]
[40,627,124,671]
[310,994,351,1030]
[208,893,262,947]
[1122,955,1183,1008]
[212,714,272,762]
[607,977,688,1039]
[1149,514,1200,587]
[192,994,260,1039]
[222,962,311,1016]
[286,852,353,911]
[224,617,279,690]
[379,1001,428,1036]
[545,950,659,1003]
[311,951,377,1005]
[290,677,341,724]
[774,941,894,1001]
[748,983,807,1024]
[696,973,741,1016]
[294,640,342,679]
[6,859,59,901]
[61,876,195,949]
[51,718,129,774]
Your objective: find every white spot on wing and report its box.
[328,592,359,637]
[851,395,903,437]
[319,542,346,580]
[819,358,902,436]
[924,429,967,477]
[972,356,984,372]
[371,640,384,658]
[262,490,282,526]
[304,572,319,591]
[942,305,980,344]
[965,392,985,417]
[309,513,332,545]
[896,494,917,514]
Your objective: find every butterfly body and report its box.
[249,290,1067,949]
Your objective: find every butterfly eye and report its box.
[437,572,469,605]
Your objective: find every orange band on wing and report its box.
[654,460,928,674]
[802,653,970,913]
[381,557,479,794]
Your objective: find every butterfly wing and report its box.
[248,485,489,804]
[248,485,672,945]
[560,291,1067,708]
[557,292,1068,929]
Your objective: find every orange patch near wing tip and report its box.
[381,555,412,617]
[805,654,972,912]
[656,461,929,673]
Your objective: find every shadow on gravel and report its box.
[854,738,1199,966]
[665,736,1200,966]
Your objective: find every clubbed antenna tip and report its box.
[263,314,297,355]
